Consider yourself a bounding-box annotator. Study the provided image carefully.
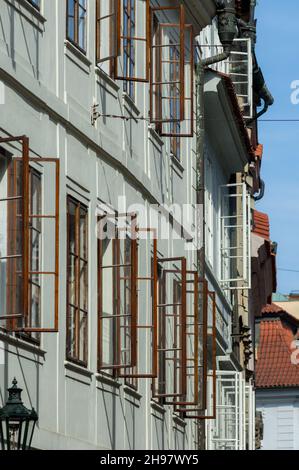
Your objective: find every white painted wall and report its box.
[257,389,299,450]
[0,0,251,450]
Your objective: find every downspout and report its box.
[237,0,274,125]
[254,178,265,201]
[196,0,237,282]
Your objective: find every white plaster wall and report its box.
[0,0,241,450]
[257,389,299,450]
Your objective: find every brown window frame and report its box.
[66,0,87,54]
[66,196,88,366]
[170,272,208,409]
[114,0,150,83]
[178,290,217,420]
[97,212,138,372]
[96,0,120,64]
[118,227,158,379]
[152,256,187,406]
[0,136,60,334]
[150,6,194,141]
[150,5,185,126]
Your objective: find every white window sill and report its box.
[64,360,93,378]
[0,329,46,356]
[172,414,187,427]
[148,125,164,148]
[4,0,46,31]
[95,67,120,94]
[122,92,141,121]
[170,153,184,176]
[64,40,91,74]
[95,372,122,389]
[123,385,142,402]
[150,400,166,415]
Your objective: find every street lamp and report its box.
[0,378,38,450]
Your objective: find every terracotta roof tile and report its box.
[255,144,264,160]
[256,313,299,389]
[253,210,270,240]
[262,303,284,314]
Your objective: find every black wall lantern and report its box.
[0,378,38,450]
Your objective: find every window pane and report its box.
[67,0,76,42]
[78,4,86,50]
[67,197,88,365]
[68,200,76,254]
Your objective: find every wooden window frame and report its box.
[119,227,158,379]
[151,256,187,405]
[66,0,87,54]
[0,136,60,334]
[114,0,150,83]
[66,196,88,366]
[97,212,138,372]
[96,0,120,64]
[178,290,217,420]
[150,7,194,140]
[169,273,208,409]
[150,5,185,127]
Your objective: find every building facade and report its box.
[256,304,299,450]
[0,0,273,450]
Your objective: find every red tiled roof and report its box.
[256,307,299,389]
[255,144,264,160]
[253,210,270,240]
[262,303,284,314]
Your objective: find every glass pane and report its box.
[78,3,86,50]
[67,306,76,358]
[79,310,88,363]
[79,206,87,259]
[68,254,76,306]
[79,260,88,311]
[68,200,76,254]
[0,157,24,324]
[67,0,75,41]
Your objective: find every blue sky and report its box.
[255,0,299,295]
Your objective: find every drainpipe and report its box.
[196,0,237,283]
[237,0,274,125]
[254,178,265,201]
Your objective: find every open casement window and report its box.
[206,371,246,450]
[0,137,60,333]
[224,38,253,120]
[178,291,217,419]
[111,0,150,82]
[150,6,194,138]
[170,275,208,410]
[219,182,251,291]
[98,212,138,371]
[96,0,119,65]
[152,257,187,405]
[119,227,158,379]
